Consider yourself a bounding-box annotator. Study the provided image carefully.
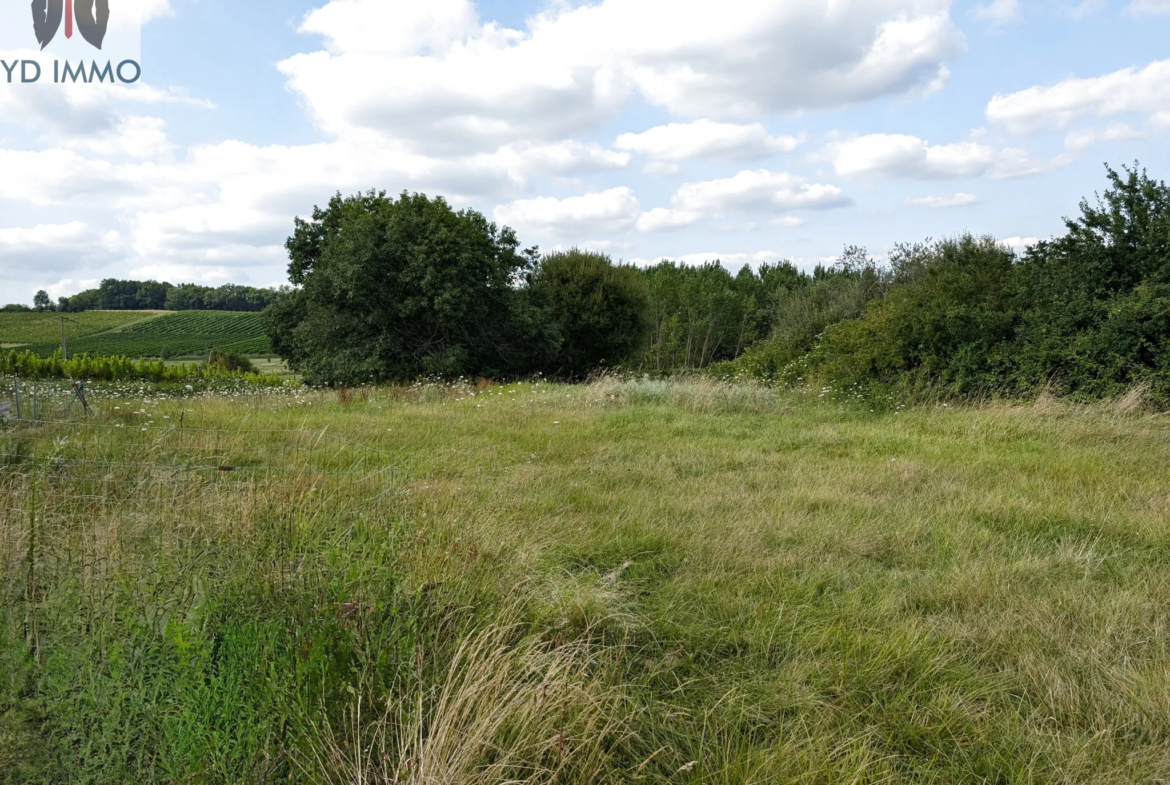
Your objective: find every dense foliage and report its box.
[50,279,277,313]
[268,191,552,385]
[529,249,649,378]
[709,249,886,379]
[766,166,1170,401]
[0,349,281,384]
[1009,166,1170,397]
[266,166,1170,402]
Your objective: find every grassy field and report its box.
[1,311,271,358]
[1,379,1169,783]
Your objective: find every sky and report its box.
[2,0,1169,304]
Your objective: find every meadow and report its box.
[1,311,271,358]
[2,379,1169,783]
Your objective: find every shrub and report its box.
[207,350,257,374]
[529,249,649,379]
[1009,165,1170,398]
[809,235,1017,394]
[0,350,280,384]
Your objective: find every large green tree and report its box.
[267,190,553,385]
[529,249,649,378]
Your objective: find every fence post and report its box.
[31,385,37,426]
[13,377,20,421]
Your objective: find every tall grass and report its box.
[302,622,622,784]
[2,378,1169,782]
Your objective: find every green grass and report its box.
[0,310,160,348]
[13,310,271,358]
[2,379,1169,783]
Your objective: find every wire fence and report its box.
[1,407,416,586]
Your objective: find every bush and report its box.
[0,350,280,384]
[807,235,1018,395]
[207,350,257,374]
[529,249,649,378]
[1009,165,1170,398]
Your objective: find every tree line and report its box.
[261,189,818,385]
[264,165,1170,402]
[724,165,1170,402]
[7,280,279,313]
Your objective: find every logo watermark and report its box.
[1,0,141,85]
[33,0,111,51]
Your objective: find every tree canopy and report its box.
[266,165,1170,404]
[529,249,649,378]
[268,190,552,385]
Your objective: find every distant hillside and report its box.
[1,310,271,358]
[0,311,159,348]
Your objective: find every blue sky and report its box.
[2,0,1169,302]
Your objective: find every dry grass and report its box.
[302,622,622,785]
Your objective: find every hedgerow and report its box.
[0,350,282,385]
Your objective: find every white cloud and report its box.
[1063,0,1106,19]
[0,117,645,290]
[614,120,800,163]
[44,278,101,299]
[63,116,174,159]
[1128,0,1170,14]
[0,222,123,269]
[280,0,962,153]
[490,141,630,177]
[771,216,807,227]
[128,264,252,286]
[495,170,846,238]
[823,133,1052,179]
[971,0,1021,24]
[907,192,978,207]
[494,188,643,237]
[0,224,124,299]
[1064,122,1144,150]
[827,134,993,178]
[986,59,1170,132]
[669,169,849,213]
[0,59,211,141]
[637,169,848,231]
[642,161,680,175]
[105,0,175,28]
[635,207,702,233]
[299,0,480,55]
[1000,236,1040,254]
